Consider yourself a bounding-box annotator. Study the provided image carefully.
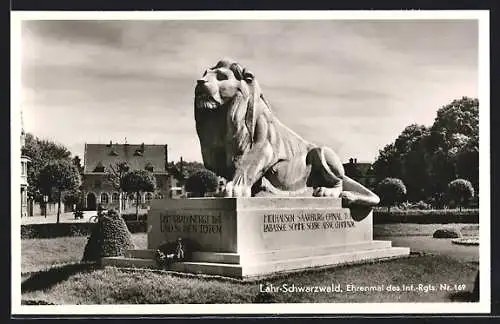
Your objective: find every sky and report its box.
[20,18,478,164]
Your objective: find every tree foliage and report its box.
[448,179,474,211]
[372,97,478,205]
[121,170,156,218]
[106,161,130,190]
[104,162,130,215]
[22,133,72,202]
[72,155,84,174]
[376,178,407,212]
[38,159,81,222]
[166,159,205,185]
[185,169,219,197]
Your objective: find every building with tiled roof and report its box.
[81,141,179,211]
[343,158,377,190]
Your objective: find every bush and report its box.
[376,178,407,212]
[448,179,474,211]
[433,229,460,238]
[82,209,135,262]
[121,213,147,222]
[21,220,147,239]
[185,169,218,197]
[21,223,92,239]
[373,209,479,224]
[411,201,431,210]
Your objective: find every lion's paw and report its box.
[224,181,251,197]
[312,187,342,198]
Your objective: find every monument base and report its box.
[102,197,410,279]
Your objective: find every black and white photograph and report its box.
[11,10,490,315]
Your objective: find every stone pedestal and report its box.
[103,197,409,278]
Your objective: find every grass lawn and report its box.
[21,234,147,273]
[20,224,480,304]
[21,254,478,304]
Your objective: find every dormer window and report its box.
[145,162,154,172]
[109,149,118,156]
[134,149,143,156]
[94,161,105,172]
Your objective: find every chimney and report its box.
[349,158,353,164]
[141,142,145,152]
[354,158,357,164]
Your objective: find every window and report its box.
[94,161,105,172]
[155,193,164,199]
[145,192,153,202]
[112,192,119,204]
[100,193,109,204]
[145,162,154,172]
[21,161,26,176]
[129,193,136,201]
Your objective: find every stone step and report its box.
[126,249,156,259]
[102,246,410,279]
[242,247,411,277]
[169,261,243,278]
[240,240,393,264]
[191,252,240,264]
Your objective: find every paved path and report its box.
[21,211,98,225]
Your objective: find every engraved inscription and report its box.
[160,212,222,234]
[263,210,354,233]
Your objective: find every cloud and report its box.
[20,19,478,163]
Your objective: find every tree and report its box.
[429,97,479,194]
[376,178,407,212]
[38,160,81,223]
[22,133,72,202]
[166,158,205,186]
[448,179,474,211]
[372,97,478,203]
[63,188,82,207]
[105,161,130,215]
[185,169,219,197]
[121,170,156,219]
[72,155,84,174]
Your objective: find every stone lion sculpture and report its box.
[194,59,380,209]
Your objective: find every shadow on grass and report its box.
[22,262,100,293]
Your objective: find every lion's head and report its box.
[194,59,269,179]
[194,59,256,111]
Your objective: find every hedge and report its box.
[21,220,148,239]
[373,209,479,224]
[21,209,479,239]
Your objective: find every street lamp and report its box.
[43,195,48,218]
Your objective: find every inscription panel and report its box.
[262,210,354,233]
[148,209,236,252]
[236,208,371,252]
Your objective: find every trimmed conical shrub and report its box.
[82,209,135,262]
